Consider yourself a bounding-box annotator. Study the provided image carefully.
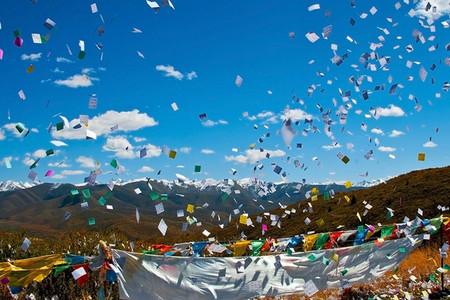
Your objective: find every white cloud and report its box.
[61,170,86,176]
[225,149,285,164]
[22,156,35,166]
[140,144,162,158]
[51,67,64,73]
[201,119,228,127]
[138,166,154,173]
[388,130,405,138]
[48,162,71,168]
[0,129,5,141]
[201,149,215,154]
[371,128,384,135]
[76,155,96,168]
[376,105,405,117]
[54,74,96,88]
[3,123,24,138]
[322,143,342,150]
[155,65,183,80]
[281,109,313,122]
[52,174,66,180]
[21,53,42,61]
[180,147,191,154]
[51,110,158,140]
[103,136,135,159]
[133,137,147,143]
[378,146,397,152]
[415,0,450,19]
[33,149,47,158]
[81,68,95,74]
[56,57,73,63]
[423,141,437,148]
[30,128,39,133]
[186,71,198,80]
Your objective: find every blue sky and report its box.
[0,0,448,185]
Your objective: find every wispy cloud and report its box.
[423,141,437,148]
[138,166,154,173]
[51,110,158,140]
[155,65,183,80]
[56,57,73,63]
[51,67,64,73]
[187,71,197,80]
[180,147,191,154]
[76,156,96,168]
[225,149,285,164]
[0,129,5,141]
[48,162,71,168]
[388,130,405,138]
[201,119,228,127]
[201,149,215,154]
[378,146,396,152]
[21,53,42,61]
[133,137,146,143]
[376,105,405,117]
[322,143,342,150]
[54,74,96,88]
[61,170,86,176]
[3,123,24,138]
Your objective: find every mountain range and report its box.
[0,176,364,242]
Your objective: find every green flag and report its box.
[250,240,264,256]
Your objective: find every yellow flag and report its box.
[231,241,251,257]
[303,234,320,251]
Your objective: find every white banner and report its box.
[111,235,423,299]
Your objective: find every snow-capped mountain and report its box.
[0,180,38,192]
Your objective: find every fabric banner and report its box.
[111,235,424,300]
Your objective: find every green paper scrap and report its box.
[324,192,329,200]
[78,51,86,59]
[16,123,25,133]
[56,122,64,131]
[341,156,350,164]
[194,165,201,172]
[430,274,435,282]
[160,194,168,200]
[30,160,38,169]
[357,225,364,233]
[104,191,112,199]
[88,217,95,225]
[386,253,392,260]
[82,197,89,203]
[54,265,71,276]
[341,269,348,276]
[444,264,450,271]
[308,254,316,261]
[394,267,399,273]
[221,193,229,201]
[71,189,79,195]
[46,149,54,156]
[98,197,106,206]
[150,191,159,201]
[399,247,406,253]
[13,29,20,37]
[322,257,330,265]
[41,35,47,44]
[5,160,12,169]
[110,159,118,168]
[286,247,292,256]
[82,189,90,198]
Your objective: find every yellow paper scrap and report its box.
[332,253,339,262]
[316,218,325,226]
[418,153,425,161]
[344,195,350,202]
[311,195,318,201]
[356,212,361,222]
[392,274,399,280]
[239,214,248,225]
[186,204,194,214]
[345,180,352,188]
[311,187,319,195]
